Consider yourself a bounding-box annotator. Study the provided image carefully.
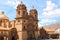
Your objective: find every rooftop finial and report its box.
[32,6,34,8]
[32,6,35,9]
[21,1,23,4]
[1,11,4,14]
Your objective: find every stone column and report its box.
[4,36,7,40]
[59,34,60,39]
[7,37,8,40]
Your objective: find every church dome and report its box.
[17,1,26,10]
[30,7,37,13]
[0,11,9,20]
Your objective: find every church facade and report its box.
[0,2,38,40]
[0,2,60,40]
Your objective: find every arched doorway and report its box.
[27,24,36,40]
[12,36,15,40]
[0,32,4,40]
[9,28,18,40]
[0,36,4,40]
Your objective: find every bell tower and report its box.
[16,2,27,18]
[15,2,28,40]
[29,7,38,20]
[29,7,38,40]
[29,7,38,29]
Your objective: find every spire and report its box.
[21,1,23,4]
[31,6,36,10]
[32,6,35,9]
[30,6,37,11]
[16,1,26,10]
[20,1,23,5]
[1,11,4,14]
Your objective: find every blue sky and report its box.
[0,0,60,27]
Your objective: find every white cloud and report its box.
[38,24,43,27]
[42,9,60,18]
[40,0,60,25]
[6,0,20,9]
[40,1,60,24]
[7,0,15,5]
[40,19,56,24]
[43,1,57,11]
[42,0,60,18]
[38,23,43,28]
[39,0,59,26]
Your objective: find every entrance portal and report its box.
[0,36,4,40]
[12,36,15,40]
[9,28,18,40]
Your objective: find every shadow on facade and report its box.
[8,28,19,40]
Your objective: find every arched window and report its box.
[35,15,37,18]
[22,11,26,16]
[9,24,12,28]
[18,20,20,22]
[0,36,4,40]
[9,28,18,40]
[23,26,25,30]
[23,11,25,14]
[0,20,2,26]
[18,11,20,15]
[23,26,27,30]
[24,20,25,22]
[4,23,7,28]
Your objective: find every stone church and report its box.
[0,2,38,40]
